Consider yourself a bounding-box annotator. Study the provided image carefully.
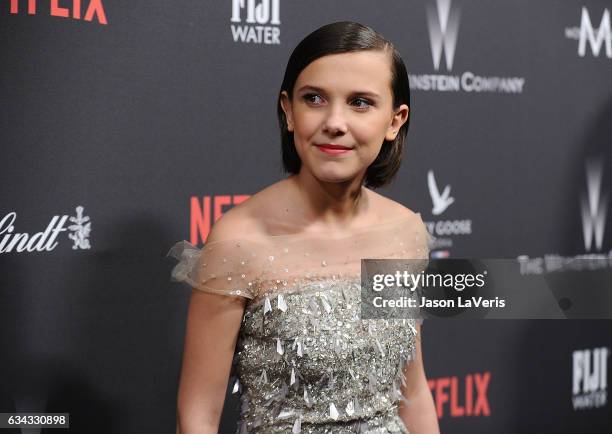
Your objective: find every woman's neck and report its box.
[288,170,371,229]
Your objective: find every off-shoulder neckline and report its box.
[203,212,423,247]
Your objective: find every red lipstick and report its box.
[315,143,353,155]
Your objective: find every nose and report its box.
[322,104,348,136]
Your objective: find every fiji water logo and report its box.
[0,206,92,253]
[230,0,281,45]
[572,347,609,410]
[7,0,108,25]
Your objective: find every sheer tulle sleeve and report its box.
[166,239,266,299]
[166,212,433,303]
[391,213,431,327]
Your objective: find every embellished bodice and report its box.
[167,213,430,433]
[235,276,418,433]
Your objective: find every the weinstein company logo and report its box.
[424,170,472,256]
[565,8,611,59]
[572,347,609,410]
[0,206,92,254]
[517,158,610,275]
[7,0,108,25]
[230,0,281,45]
[581,159,608,252]
[410,0,525,93]
[426,0,460,71]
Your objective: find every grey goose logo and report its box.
[423,169,471,253]
[426,0,460,71]
[428,170,455,215]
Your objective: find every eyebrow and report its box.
[296,85,381,99]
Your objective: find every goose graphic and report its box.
[428,170,455,215]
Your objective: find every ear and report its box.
[385,104,409,141]
[280,91,294,132]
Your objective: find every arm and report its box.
[176,289,246,434]
[174,209,258,433]
[398,323,440,434]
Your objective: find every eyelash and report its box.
[302,93,373,110]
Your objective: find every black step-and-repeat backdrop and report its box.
[1,1,611,433]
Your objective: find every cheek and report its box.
[352,116,388,144]
[292,116,317,157]
[293,108,319,136]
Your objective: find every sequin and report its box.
[329,402,339,420]
[345,400,355,416]
[263,297,272,314]
[277,294,288,312]
[292,417,301,434]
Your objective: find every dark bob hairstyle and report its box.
[277,21,411,189]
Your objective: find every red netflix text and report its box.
[190,195,250,244]
[427,371,491,418]
[8,0,108,25]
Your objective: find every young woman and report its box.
[168,21,439,434]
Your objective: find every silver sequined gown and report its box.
[167,213,430,434]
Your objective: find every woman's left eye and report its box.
[352,98,372,109]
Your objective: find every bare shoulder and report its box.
[205,179,289,244]
[365,188,420,222]
[205,202,263,245]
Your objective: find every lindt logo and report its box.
[0,206,92,253]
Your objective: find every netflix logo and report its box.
[8,0,108,25]
[428,371,491,418]
[190,194,250,244]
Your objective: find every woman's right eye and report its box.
[303,93,323,104]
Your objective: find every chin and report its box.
[312,169,358,184]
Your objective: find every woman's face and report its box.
[280,50,409,185]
